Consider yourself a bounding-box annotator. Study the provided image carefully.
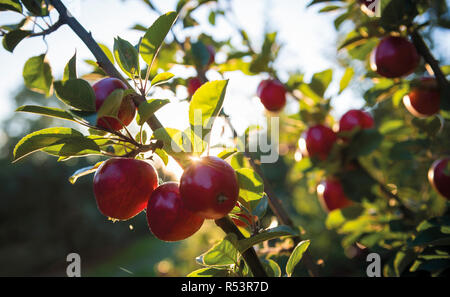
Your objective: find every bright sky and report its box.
[0,0,448,135]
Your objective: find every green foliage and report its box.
[114,37,140,78]
[23,54,53,97]
[53,79,96,111]
[286,240,311,276]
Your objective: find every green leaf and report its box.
[69,161,103,184]
[151,72,174,87]
[98,43,114,65]
[200,234,239,267]
[191,41,210,67]
[154,148,169,165]
[13,127,83,162]
[22,0,48,16]
[237,225,299,253]
[286,240,310,276]
[16,105,75,121]
[152,127,191,160]
[41,136,102,159]
[217,148,238,160]
[189,80,228,142]
[236,168,264,202]
[348,129,383,157]
[114,37,139,78]
[0,0,22,12]
[187,267,229,277]
[140,11,178,66]
[137,99,170,125]
[96,89,124,119]
[251,195,269,218]
[63,52,77,81]
[310,69,332,97]
[339,67,354,94]
[2,29,30,52]
[53,79,96,111]
[262,259,281,277]
[23,54,53,97]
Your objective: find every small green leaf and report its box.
[151,72,174,87]
[22,0,48,16]
[23,54,53,97]
[63,52,77,81]
[152,127,190,157]
[286,240,310,276]
[114,37,139,78]
[98,43,114,65]
[154,148,169,165]
[187,267,229,277]
[262,259,281,277]
[2,29,30,52]
[0,0,22,12]
[339,67,354,94]
[217,148,238,160]
[310,69,332,97]
[140,11,178,66]
[96,89,124,119]
[13,127,83,162]
[251,195,269,218]
[236,168,264,202]
[189,80,228,141]
[137,99,170,125]
[69,161,103,184]
[200,234,239,267]
[53,79,96,111]
[237,225,299,253]
[16,105,75,121]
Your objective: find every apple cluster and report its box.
[93,156,240,242]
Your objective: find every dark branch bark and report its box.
[215,217,268,277]
[29,17,64,37]
[410,29,449,90]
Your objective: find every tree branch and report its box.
[410,29,449,90]
[215,217,267,277]
[29,17,64,37]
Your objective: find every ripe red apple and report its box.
[339,109,374,133]
[206,45,215,65]
[93,158,158,220]
[187,77,203,97]
[403,78,440,118]
[179,156,239,219]
[146,182,204,241]
[371,36,420,78]
[299,125,337,161]
[428,158,450,200]
[93,77,136,131]
[256,79,287,111]
[317,178,353,212]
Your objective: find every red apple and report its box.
[206,45,215,65]
[428,158,450,200]
[146,182,204,241]
[317,178,353,212]
[93,77,136,131]
[371,36,420,78]
[339,109,374,133]
[299,125,337,161]
[256,79,286,111]
[93,158,159,220]
[187,77,203,97]
[403,78,440,118]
